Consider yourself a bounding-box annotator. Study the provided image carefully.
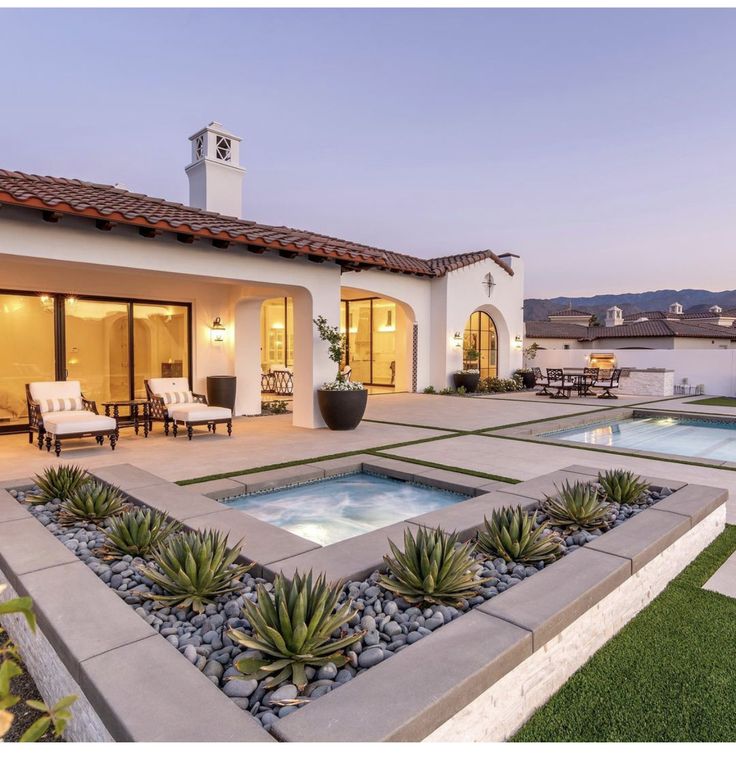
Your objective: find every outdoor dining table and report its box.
[560,370,597,397]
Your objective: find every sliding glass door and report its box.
[0,293,56,428]
[65,299,130,403]
[0,290,192,432]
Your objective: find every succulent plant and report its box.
[141,529,251,612]
[378,526,481,607]
[598,469,650,505]
[228,570,364,691]
[103,508,177,559]
[542,481,612,532]
[476,505,564,565]
[27,465,89,505]
[59,481,126,524]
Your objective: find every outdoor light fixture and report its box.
[211,316,226,343]
[378,309,396,332]
[453,331,463,348]
[514,335,523,349]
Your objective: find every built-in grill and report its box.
[587,352,616,371]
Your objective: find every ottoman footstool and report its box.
[171,405,232,440]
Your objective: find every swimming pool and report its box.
[225,472,466,546]
[545,414,736,463]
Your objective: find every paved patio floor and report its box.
[1,391,733,524]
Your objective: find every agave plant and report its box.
[27,465,89,505]
[378,526,481,607]
[598,469,650,505]
[141,529,251,612]
[103,508,177,559]
[59,481,127,524]
[228,571,364,691]
[476,505,564,565]
[542,481,612,532]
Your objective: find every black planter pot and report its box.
[206,375,237,411]
[520,370,536,389]
[453,372,480,393]
[317,389,368,430]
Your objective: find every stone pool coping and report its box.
[1,464,727,742]
[91,456,505,582]
[493,407,736,469]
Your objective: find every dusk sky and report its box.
[1,8,734,298]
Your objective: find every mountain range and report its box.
[524,289,736,322]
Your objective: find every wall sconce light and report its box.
[211,316,226,343]
[453,331,463,349]
[514,335,523,349]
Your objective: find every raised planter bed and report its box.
[0,463,728,742]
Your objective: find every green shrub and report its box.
[261,400,289,415]
[228,570,364,691]
[60,481,126,524]
[103,508,177,559]
[480,376,523,393]
[542,481,612,532]
[422,386,437,394]
[598,469,650,505]
[378,526,481,607]
[476,505,564,565]
[438,386,457,395]
[141,529,251,612]
[27,465,89,505]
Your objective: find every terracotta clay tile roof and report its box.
[527,319,736,341]
[549,307,593,317]
[524,321,590,339]
[0,169,513,278]
[623,311,669,321]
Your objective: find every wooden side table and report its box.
[102,399,151,437]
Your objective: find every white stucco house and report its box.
[0,122,524,432]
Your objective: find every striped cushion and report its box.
[39,397,84,413]
[162,390,194,406]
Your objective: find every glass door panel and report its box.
[371,299,396,385]
[0,293,56,427]
[347,300,372,383]
[133,303,189,397]
[65,299,130,402]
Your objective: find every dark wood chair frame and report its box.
[533,367,551,395]
[144,379,207,436]
[172,415,233,440]
[593,368,623,399]
[546,368,576,399]
[25,384,118,457]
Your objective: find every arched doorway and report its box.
[464,310,498,380]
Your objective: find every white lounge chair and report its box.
[26,381,118,456]
[145,377,232,439]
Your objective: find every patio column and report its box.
[292,286,340,428]
[233,298,264,416]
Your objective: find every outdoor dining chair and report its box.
[546,368,576,399]
[591,368,622,399]
[533,367,551,395]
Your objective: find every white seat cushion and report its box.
[171,405,231,423]
[43,411,116,435]
[148,377,191,397]
[29,381,85,412]
[166,402,206,412]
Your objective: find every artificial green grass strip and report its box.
[512,525,736,742]
[686,396,736,408]
[372,451,521,483]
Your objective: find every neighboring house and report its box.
[526,302,736,351]
[0,122,524,431]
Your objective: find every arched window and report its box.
[463,311,498,380]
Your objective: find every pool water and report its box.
[226,472,466,546]
[546,415,736,463]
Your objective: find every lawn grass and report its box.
[686,396,736,408]
[512,525,736,741]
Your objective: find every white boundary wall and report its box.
[533,348,736,397]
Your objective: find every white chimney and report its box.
[605,305,623,327]
[185,122,245,218]
[669,302,683,315]
[709,305,722,314]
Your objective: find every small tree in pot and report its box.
[517,341,540,388]
[453,341,480,392]
[314,315,368,430]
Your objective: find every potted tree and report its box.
[314,315,368,430]
[453,342,480,392]
[518,341,540,388]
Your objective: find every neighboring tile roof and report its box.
[624,309,736,322]
[526,319,736,341]
[623,311,669,321]
[0,169,513,278]
[549,307,593,318]
[524,321,590,339]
